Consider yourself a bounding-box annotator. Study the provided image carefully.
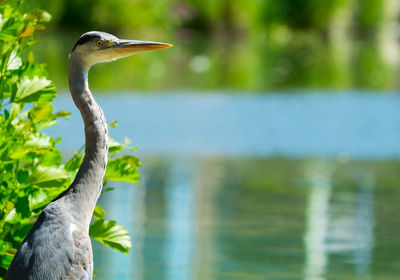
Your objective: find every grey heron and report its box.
[5,31,172,280]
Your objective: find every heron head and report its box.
[70,31,172,68]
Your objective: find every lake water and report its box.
[47,92,400,279]
[50,92,400,159]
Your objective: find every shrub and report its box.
[0,2,139,278]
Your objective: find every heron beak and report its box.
[113,40,173,55]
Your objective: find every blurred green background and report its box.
[16,0,400,92]
[10,1,400,279]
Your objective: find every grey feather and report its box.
[6,203,93,280]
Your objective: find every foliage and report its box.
[259,0,347,30]
[0,2,140,278]
[89,219,131,255]
[23,0,394,92]
[356,0,385,31]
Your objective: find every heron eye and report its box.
[96,40,103,47]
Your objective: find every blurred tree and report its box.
[354,0,385,37]
[12,0,398,91]
[259,0,346,31]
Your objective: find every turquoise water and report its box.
[47,93,400,279]
[93,158,400,280]
[49,92,400,159]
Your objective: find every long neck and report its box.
[62,59,108,230]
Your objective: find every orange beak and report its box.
[113,40,173,55]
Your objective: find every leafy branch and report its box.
[0,2,139,278]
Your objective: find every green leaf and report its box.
[7,51,22,70]
[25,9,52,23]
[108,137,125,154]
[93,205,106,220]
[89,219,131,254]
[28,165,69,188]
[15,196,30,218]
[103,187,114,193]
[0,240,15,269]
[108,120,118,128]
[29,103,58,130]
[65,152,84,172]
[9,146,26,160]
[14,76,57,103]
[12,222,35,242]
[0,18,20,41]
[25,133,52,150]
[29,188,50,211]
[16,170,28,184]
[29,103,54,122]
[54,110,71,119]
[105,155,140,183]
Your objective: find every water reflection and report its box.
[353,173,374,279]
[303,162,375,280]
[303,160,333,280]
[165,160,195,280]
[92,158,400,280]
[45,91,400,279]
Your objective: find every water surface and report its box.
[49,92,400,159]
[47,93,400,279]
[93,157,400,280]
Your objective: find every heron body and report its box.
[5,31,171,280]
